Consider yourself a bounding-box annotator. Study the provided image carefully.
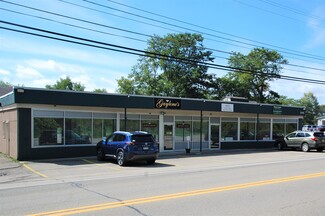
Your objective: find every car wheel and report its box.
[302,143,310,152]
[147,159,156,165]
[277,142,283,150]
[117,151,126,166]
[317,147,323,152]
[97,147,105,161]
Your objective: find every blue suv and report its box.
[96,131,159,166]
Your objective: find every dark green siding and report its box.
[17,108,31,160]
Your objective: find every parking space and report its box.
[2,149,325,189]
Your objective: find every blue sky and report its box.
[1,0,325,103]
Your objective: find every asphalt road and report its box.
[1,150,325,216]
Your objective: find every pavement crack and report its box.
[68,182,149,216]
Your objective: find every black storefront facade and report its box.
[0,87,305,160]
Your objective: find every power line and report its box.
[0,7,148,43]
[1,20,325,85]
[3,0,325,68]
[0,0,152,38]
[101,0,325,61]
[234,0,325,29]
[257,0,325,22]
[2,2,325,75]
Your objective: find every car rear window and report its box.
[131,134,154,142]
[313,132,325,137]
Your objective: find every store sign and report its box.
[176,123,191,128]
[221,103,234,112]
[273,106,282,115]
[142,123,157,128]
[154,98,181,109]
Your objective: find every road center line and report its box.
[28,171,325,216]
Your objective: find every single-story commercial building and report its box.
[0,87,305,160]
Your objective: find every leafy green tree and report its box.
[93,88,107,93]
[117,33,214,98]
[227,48,288,103]
[0,80,12,87]
[46,77,85,91]
[278,95,301,106]
[319,104,325,117]
[279,92,321,125]
[299,92,321,125]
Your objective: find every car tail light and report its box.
[311,137,318,141]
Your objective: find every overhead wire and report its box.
[3,0,325,74]
[0,0,325,79]
[0,7,148,43]
[2,0,325,77]
[1,20,325,85]
[2,0,325,64]
[66,0,325,68]
[31,0,322,62]
[257,0,325,22]
[101,0,325,61]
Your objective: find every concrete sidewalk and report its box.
[0,154,21,170]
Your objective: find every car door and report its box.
[294,132,305,147]
[105,134,116,156]
[108,134,126,155]
[285,132,297,147]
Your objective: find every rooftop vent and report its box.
[222,96,249,103]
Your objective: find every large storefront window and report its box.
[221,118,238,141]
[33,110,116,147]
[141,115,159,141]
[65,112,92,145]
[93,119,115,144]
[175,121,191,142]
[286,119,298,134]
[34,117,64,146]
[240,118,256,140]
[273,119,285,140]
[120,114,140,132]
[119,114,159,140]
[257,118,271,140]
[192,117,209,142]
[174,116,191,151]
[174,116,209,150]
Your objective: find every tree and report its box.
[278,95,301,106]
[93,88,107,93]
[0,81,12,87]
[299,92,321,125]
[117,33,215,98]
[279,92,321,125]
[227,48,288,103]
[46,77,85,91]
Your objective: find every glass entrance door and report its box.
[164,124,174,150]
[210,124,220,149]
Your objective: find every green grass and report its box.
[0,152,19,163]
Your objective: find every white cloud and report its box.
[30,78,54,88]
[15,65,43,79]
[1,35,137,70]
[26,59,60,71]
[25,59,86,74]
[304,4,325,48]
[0,69,10,75]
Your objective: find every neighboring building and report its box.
[317,116,325,126]
[0,87,305,160]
